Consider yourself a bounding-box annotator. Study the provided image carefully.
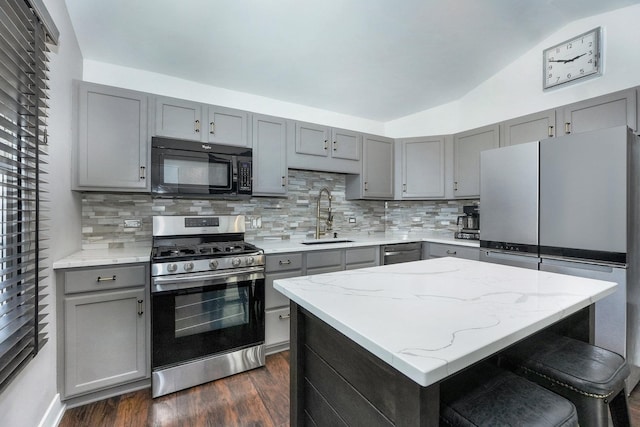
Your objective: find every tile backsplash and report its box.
[81,169,477,249]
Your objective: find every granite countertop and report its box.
[250,231,479,254]
[273,257,616,387]
[52,247,152,269]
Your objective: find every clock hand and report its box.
[565,53,587,63]
[548,59,570,63]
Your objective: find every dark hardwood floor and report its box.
[60,350,640,427]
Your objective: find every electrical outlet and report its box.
[124,219,141,228]
[348,217,356,224]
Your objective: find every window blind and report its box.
[0,0,57,392]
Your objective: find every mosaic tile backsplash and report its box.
[81,169,478,249]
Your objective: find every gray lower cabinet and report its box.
[561,89,637,135]
[73,81,149,191]
[423,242,479,261]
[305,249,344,275]
[58,263,149,401]
[252,114,288,196]
[500,109,557,146]
[453,124,500,198]
[345,246,379,270]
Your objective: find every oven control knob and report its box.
[246,256,255,265]
[184,262,194,272]
[232,257,241,267]
[167,263,178,273]
[209,260,219,270]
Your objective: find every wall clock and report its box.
[543,27,601,89]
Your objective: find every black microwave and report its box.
[151,137,252,198]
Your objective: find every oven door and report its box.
[151,268,265,369]
[151,147,235,196]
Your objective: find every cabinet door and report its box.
[253,114,287,196]
[155,97,204,140]
[426,243,479,260]
[331,128,360,161]
[295,122,330,157]
[401,138,445,199]
[562,89,637,135]
[453,124,499,198]
[207,106,249,147]
[76,82,148,190]
[362,135,394,199]
[501,110,556,146]
[64,288,147,397]
[306,250,344,275]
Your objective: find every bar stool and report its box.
[440,362,579,426]
[501,332,631,427]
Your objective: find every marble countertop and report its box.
[273,257,617,387]
[52,247,152,269]
[250,231,479,254]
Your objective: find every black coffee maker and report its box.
[455,205,480,240]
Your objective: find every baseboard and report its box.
[38,393,65,427]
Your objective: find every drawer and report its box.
[265,271,299,310]
[265,307,291,348]
[346,246,378,265]
[266,253,303,272]
[306,250,343,269]
[428,243,479,261]
[64,264,147,294]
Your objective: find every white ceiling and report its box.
[64,0,640,122]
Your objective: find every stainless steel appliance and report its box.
[455,205,480,240]
[151,137,252,198]
[381,242,422,265]
[150,215,265,398]
[479,125,640,390]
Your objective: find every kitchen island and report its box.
[273,257,617,426]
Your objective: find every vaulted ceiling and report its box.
[64,0,640,121]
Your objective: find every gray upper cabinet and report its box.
[252,114,288,196]
[453,124,499,198]
[346,135,394,199]
[74,81,149,192]
[396,137,445,199]
[154,96,203,141]
[289,121,361,174]
[500,109,556,146]
[155,96,249,146]
[561,89,637,135]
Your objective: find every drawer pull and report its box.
[278,260,291,265]
[279,313,291,320]
[137,299,144,316]
[446,250,457,255]
[96,275,116,282]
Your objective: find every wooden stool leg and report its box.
[609,391,631,427]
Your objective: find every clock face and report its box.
[543,28,601,89]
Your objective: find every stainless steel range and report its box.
[150,215,265,398]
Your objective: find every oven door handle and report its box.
[152,267,265,293]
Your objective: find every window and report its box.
[0,0,57,391]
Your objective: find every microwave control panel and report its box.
[238,161,252,192]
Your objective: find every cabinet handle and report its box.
[332,141,337,151]
[323,140,328,150]
[548,125,554,138]
[137,299,144,316]
[403,183,407,192]
[279,313,291,320]
[565,122,571,134]
[281,176,286,187]
[96,275,116,282]
[210,121,215,135]
[140,166,146,180]
[446,250,457,255]
[453,181,458,191]
[364,182,368,191]
[279,260,291,265]
[195,119,200,133]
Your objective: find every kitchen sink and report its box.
[301,239,354,245]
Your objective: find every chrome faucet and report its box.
[315,187,333,239]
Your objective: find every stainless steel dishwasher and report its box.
[381,242,422,265]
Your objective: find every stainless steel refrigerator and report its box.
[480,125,640,390]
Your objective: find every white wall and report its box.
[385,4,640,137]
[82,61,386,136]
[0,1,83,426]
